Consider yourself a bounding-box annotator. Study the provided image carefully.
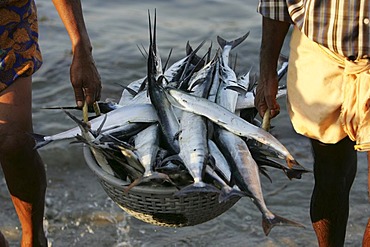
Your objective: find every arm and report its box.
[255,17,290,118]
[52,0,101,107]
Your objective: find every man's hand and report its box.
[70,47,101,108]
[255,74,280,119]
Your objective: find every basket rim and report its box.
[83,146,179,194]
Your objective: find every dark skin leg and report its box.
[310,137,357,247]
[0,77,47,247]
[0,231,9,247]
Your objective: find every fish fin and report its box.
[160,154,182,166]
[124,172,179,193]
[174,182,220,197]
[217,32,250,50]
[102,134,135,150]
[29,133,52,149]
[259,167,273,183]
[162,48,173,72]
[218,187,246,203]
[96,114,108,135]
[121,85,138,96]
[262,213,305,236]
[225,84,248,94]
[62,109,91,132]
[136,43,148,60]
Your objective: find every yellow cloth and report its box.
[287,27,370,151]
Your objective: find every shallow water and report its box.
[0,0,369,246]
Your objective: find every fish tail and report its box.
[174,182,220,197]
[262,213,305,236]
[285,158,312,179]
[216,32,250,50]
[286,168,310,180]
[29,133,52,149]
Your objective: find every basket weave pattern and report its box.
[84,147,240,227]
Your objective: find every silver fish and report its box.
[175,58,220,196]
[214,128,304,235]
[204,165,245,203]
[216,33,249,113]
[63,110,115,176]
[33,103,158,149]
[127,124,175,188]
[147,12,180,154]
[118,77,147,106]
[207,139,246,202]
[176,111,219,196]
[165,87,300,169]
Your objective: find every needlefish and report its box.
[32,103,158,149]
[164,87,301,169]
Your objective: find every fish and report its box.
[175,111,219,196]
[103,134,146,182]
[175,57,220,196]
[247,139,311,180]
[62,109,115,176]
[204,165,245,203]
[164,40,206,87]
[147,11,180,154]
[126,124,176,189]
[42,100,121,114]
[165,87,301,169]
[234,84,287,110]
[214,128,304,235]
[118,77,147,106]
[207,139,246,202]
[32,103,158,149]
[216,32,250,113]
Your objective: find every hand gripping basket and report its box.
[83,147,240,227]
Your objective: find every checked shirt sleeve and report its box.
[257,0,293,23]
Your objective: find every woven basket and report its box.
[83,146,240,227]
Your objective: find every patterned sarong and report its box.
[0,0,42,91]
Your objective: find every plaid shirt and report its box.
[258,0,369,59]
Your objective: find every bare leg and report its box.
[0,231,9,247]
[0,77,47,247]
[310,137,357,247]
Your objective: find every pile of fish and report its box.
[34,12,310,236]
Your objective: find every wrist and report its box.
[71,38,93,56]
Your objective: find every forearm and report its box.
[52,0,92,54]
[255,17,290,118]
[260,17,290,80]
